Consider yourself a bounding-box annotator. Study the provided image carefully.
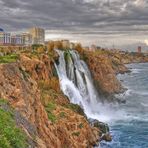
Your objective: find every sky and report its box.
[0,0,148,50]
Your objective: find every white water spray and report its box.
[54,49,127,123]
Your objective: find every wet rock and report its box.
[101,133,112,142]
[90,119,109,134]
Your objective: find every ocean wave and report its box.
[131,68,141,74]
[94,101,148,124]
[135,91,148,96]
[141,103,148,107]
[125,89,132,96]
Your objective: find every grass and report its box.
[0,54,18,64]
[46,102,56,112]
[46,112,57,123]
[45,102,57,123]
[38,78,60,92]
[0,99,8,105]
[78,123,83,129]
[58,112,66,118]
[0,99,28,148]
[64,103,84,116]
[72,131,80,137]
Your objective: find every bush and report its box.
[47,112,57,123]
[0,99,28,148]
[72,131,80,137]
[64,103,85,116]
[0,99,8,105]
[38,78,60,92]
[46,102,56,112]
[58,112,66,118]
[78,123,83,129]
[0,54,18,64]
[45,102,57,123]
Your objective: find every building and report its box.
[11,35,23,45]
[22,33,32,45]
[137,46,142,53]
[29,27,45,44]
[0,29,11,45]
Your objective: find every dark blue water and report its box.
[100,63,148,148]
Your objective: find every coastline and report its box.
[0,46,148,147]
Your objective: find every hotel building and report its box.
[22,33,32,45]
[0,27,45,46]
[29,27,45,44]
[11,35,23,45]
[0,29,11,45]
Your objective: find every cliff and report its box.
[1,46,147,147]
[0,52,100,148]
[81,51,124,99]
[80,50,148,99]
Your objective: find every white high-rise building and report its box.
[0,29,11,45]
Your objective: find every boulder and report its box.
[101,133,112,142]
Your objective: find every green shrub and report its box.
[45,102,57,123]
[46,102,56,112]
[72,131,80,137]
[78,123,83,129]
[0,107,28,148]
[47,112,57,123]
[0,54,18,64]
[0,134,11,148]
[31,44,44,50]
[64,103,85,116]
[58,112,66,118]
[0,99,8,105]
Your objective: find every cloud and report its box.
[0,0,148,49]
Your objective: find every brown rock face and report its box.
[83,51,122,96]
[80,50,148,99]
[53,106,100,148]
[0,53,100,148]
[101,134,112,142]
[19,54,54,81]
[0,63,61,148]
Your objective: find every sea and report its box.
[100,63,148,148]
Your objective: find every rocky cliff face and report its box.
[0,52,100,148]
[1,48,147,147]
[81,50,148,99]
[82,51,123,98]
[119,52,148,64]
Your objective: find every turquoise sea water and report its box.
[100,63,148,148]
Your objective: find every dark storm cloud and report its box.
[0,0,148,48]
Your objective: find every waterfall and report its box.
[54,49,104,120]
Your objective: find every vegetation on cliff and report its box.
[0,99,28,148]
[0,42,148,147]
[0,54,18,64]
[0,47,101,147]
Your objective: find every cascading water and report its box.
[54,49,128,123]
[54,49,103,120]
[55,49,148,147]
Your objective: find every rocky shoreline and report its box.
[0,45,148,148]
[80,50,148,102]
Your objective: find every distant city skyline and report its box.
[0,0,148,50]
[0,27,45,45]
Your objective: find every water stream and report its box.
[55,49,148,148]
